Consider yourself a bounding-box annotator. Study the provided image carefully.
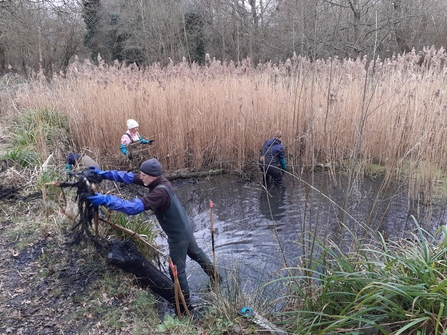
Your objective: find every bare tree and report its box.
[2,0,447,75]
[390,0,447,55]
[261,0,447,61]
[91,0,197,66]
[0,0,87,77]
[190,0,280,63]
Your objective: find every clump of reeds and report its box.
[2,108,72,167]
[273,216,447,334]
[5,48,447,202]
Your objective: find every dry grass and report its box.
[6,49,447,198]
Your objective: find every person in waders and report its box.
[120,119,154,160]
[65,152,99,171]
[259,130,287,187]
[86,158,219,310]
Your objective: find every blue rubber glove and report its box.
[279,157,287,171]
[87,193,108,207]
[65,163,73,171]
[87,193,145,215]
[120,144,128,155]
[89,167,134,184]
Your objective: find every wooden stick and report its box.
[170,259,181,317]
[169,258,190,318]
[209,200,218,289]
[94,208,99,236]
[91,184,99,236]
[43,182,76,221]
[176,267,190,318]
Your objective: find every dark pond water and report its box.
[145,171,447,298]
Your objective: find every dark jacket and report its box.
[134,175,172,212]
[259,138,285,168]
[134,175,193,241]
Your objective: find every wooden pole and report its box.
[92,183,99,236]
[170,259,181,317]
[210,200,218,289]
[168,258,190,318]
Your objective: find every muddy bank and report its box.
[0,219,108,335]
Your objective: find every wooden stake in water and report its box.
[210,200,218,288]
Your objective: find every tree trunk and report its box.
[0,45,5,73]
[392,0,411,54]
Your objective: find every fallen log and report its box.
[107,239,176,304]
[164,169,224,180]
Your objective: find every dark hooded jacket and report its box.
[259,137,285,168]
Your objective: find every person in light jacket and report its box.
[120,119,154,159]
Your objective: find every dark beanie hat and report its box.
[67,152,81,165]
[140,158,162,176]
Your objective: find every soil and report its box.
[0,185,121,335]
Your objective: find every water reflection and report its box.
[259,185,286,221]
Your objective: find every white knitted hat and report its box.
[127,119,139,129]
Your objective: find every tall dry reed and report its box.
[7,49,447,201]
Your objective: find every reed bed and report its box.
[7,48,447,197]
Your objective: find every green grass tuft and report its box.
[3,108,72,167]
[273,216,447,334]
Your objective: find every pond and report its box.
[147,171,447,297]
